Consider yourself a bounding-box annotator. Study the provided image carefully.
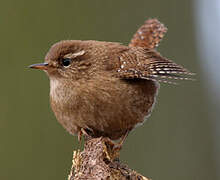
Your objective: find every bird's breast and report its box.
[49,78,74,104]
[50,78,60,102]
[49,78,81,134]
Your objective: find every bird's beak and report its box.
[28,62,49,70]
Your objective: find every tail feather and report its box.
[129,19,167,49]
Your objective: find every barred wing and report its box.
[116,48,194,84]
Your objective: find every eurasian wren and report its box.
[29,19,193,141]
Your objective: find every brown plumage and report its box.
[29,19,194,140]
[129,18,167,48]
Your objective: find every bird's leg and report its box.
[77,128,89,142]
[78,130,82,142]
[114,130,130,150]
[104,130,130,151]
[78,128,93,143]
[77,128,92,151]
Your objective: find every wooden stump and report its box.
[68,137,151,180]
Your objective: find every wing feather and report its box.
[115,48,194,83]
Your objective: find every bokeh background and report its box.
[1,0,219,179]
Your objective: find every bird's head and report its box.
[29,40,97,81]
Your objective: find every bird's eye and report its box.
[61,58,71,67]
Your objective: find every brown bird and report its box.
[29,19,193,143]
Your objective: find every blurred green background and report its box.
[1,0,218,179]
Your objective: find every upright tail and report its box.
[129,18,167,49]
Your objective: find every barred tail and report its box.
[129,19,167,49]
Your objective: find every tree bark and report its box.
[68,137,151,180]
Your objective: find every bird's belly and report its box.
[50,78,159,139]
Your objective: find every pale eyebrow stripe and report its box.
[63,50,85,59]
